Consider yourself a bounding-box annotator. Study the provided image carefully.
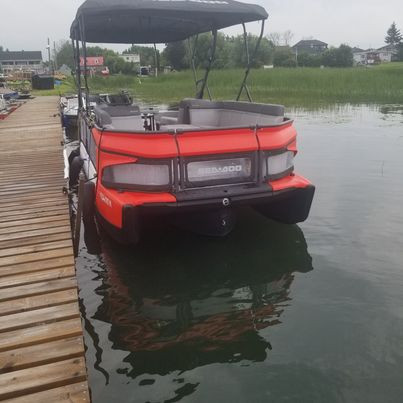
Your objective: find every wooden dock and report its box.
[0,97,90,402]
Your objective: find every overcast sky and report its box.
[1,0,402,60]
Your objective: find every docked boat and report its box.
[18,90,31,100]
[60,95,79,128]
[69,0,315,243]
[0,91,21,120]
[0,94,6,112]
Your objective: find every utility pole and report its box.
[53,41,57,71]
[153,43,158,78]
[46,38,52,74]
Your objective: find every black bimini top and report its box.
[70,0,268,44]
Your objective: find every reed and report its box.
[33,63,403,107]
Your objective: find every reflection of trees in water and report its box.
[85,208,312,377]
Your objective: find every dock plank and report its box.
[0,289,78,316]
[0,266,75,289]
[0,337,84,374]
[0,247,74,267]
[0,278,77,303]
[0,240,72,258]
[0,318,83,353]
[0,302,80,333]
[1,382,89,403]
[0,357,87,400]
[0,256,74,278]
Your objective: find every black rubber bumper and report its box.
[138,184,315,224]
[253,185,315,224]
[96,184,315,244]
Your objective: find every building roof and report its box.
[377,44,397,52]
[0,51,42,62]
[292,39,328,48]
[352,47,365,53]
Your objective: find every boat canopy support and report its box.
[236,20,265,102]
[71,15,92,117]
[188,31,217,100]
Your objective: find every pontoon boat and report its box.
[69,0,315,243]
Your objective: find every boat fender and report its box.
[83,181,96,223]
[68,148,80,165]
[69,156,83,188]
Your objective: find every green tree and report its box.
[163,41,187,70]
[273,47,296,67]
[231,35,273,68]
[297,52,322,67]
[322,45,353,67]
[385,22,402,46]
[55,40,75,69]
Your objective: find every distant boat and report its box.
[60,96,79,128]
[0,93,19,120]
[0,87,18,101]
[0,94,6,112]
[18,90,31,100]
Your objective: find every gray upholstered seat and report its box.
[176,98,285,128]
[94,103,144,131]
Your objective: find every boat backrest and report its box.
[178,98,285,127]
[94,103,143,131]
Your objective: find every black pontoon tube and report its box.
[236,20,265,102]
[196,30,217,100]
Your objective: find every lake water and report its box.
[74,104,403,403]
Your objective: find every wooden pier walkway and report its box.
[0,97,90,402]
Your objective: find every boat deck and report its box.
[0,97,90,402]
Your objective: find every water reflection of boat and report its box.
[85,209,312,377]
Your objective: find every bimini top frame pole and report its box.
[71,39,82,109]
[236,20,265,102]
[188,35,212,101]
[196,29,217,100]
[188,35,212,100]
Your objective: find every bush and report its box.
[273,48,297,67]
[322,45,354,67]
[297,53,322,67]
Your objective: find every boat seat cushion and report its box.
[94,104,143,131]
[158,116,178,125]
[177,98,285,127]
[108,116,145,131]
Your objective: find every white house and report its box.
[353,45,397,65]
[0,50,43,73]
[352,47,367,65]
[119,53,140,64]
[376,44,396,63]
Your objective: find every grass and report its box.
[31,81,75,97]
[32,63,403,107]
